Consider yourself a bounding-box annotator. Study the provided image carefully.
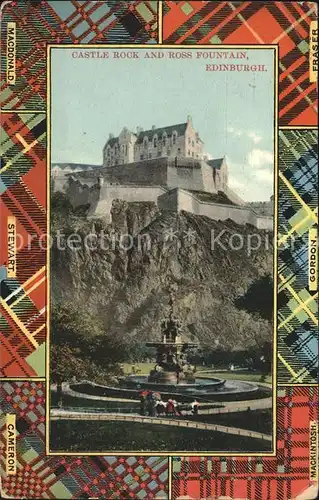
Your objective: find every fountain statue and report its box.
[147,285,198,384]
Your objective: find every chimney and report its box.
[152,125,156,130]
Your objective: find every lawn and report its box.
[191,409,273,434]
[121,363,271,384]
[50,420,272,452]
[197,370,272,385]
[121,362,155,375]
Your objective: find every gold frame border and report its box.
[46,43,279,457]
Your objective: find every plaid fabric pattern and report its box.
[172,386,318,499]
[0,382,169,499]
[163,1,318,126]
[0,113,46,377]
[278,129,318,384]
[0,1,158,110]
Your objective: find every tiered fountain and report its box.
[68,286,268,402]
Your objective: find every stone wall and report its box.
[88,185,167,220]
[167,163,204,192]
[64,157,219,194]
[62,176,272,228]
[69,157,169,186]
[55,157,272,228]
[158,188,273,230]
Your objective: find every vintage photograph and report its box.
[49,46,276,453]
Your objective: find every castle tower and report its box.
[118,126,137,164]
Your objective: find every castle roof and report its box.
[206,158,224,169]
[136,122,188,144]
[107,137,119,147]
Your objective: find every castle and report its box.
[103,116,205,166]
[52,117,273,231]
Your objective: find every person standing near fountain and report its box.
[139,391,147,416]
[191,399,199,415]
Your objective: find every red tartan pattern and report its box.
[163,1,318,126]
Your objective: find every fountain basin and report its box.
[69,375,269,403]
[123,375,227,392]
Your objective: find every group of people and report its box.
[139,390,199,417]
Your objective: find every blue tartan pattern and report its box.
[277,129,318,384]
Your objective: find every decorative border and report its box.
[172,386,318,499]
[0,381,169,499]
[162,0,318,127]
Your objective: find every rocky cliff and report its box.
[51,199,273,353]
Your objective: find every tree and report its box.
[50,300,125,402]
[235,274,273,321]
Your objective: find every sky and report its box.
[51,47,275,202]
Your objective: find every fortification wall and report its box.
[158,189,273,230]
[66,157,219,194]
[88,185,167,219]
[70,157,169,186]
[105,160,169,185]
[201,161,218,193]
[255,216,274,231]
[52,175,69,193]
[167,164,203,192]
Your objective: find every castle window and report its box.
[192,140,194,147]
[125,144,128,155]
[172,131,177,145]
[188,150,190,156]
[153,135,158,147]
[178,148,181,154]
[140,154,144,160]
[107,147,110,157]
[192,151,194,157]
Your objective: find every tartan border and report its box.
[171,386,318,500]
[163,1,318,126]
[277,129,318,384]
[0,381,169,499]
[1,112,47,377]
[0,0,158,110]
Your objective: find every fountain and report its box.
[118,286,262,401]
[146,286,198,385]
[67,286,270,402]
